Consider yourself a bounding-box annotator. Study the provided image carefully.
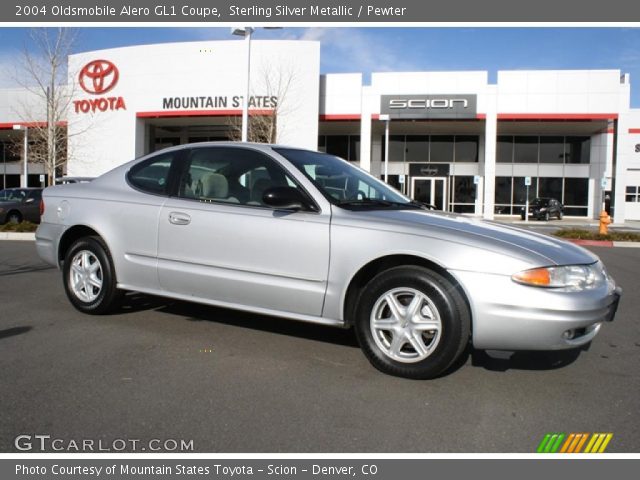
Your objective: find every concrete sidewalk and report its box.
[494,216,640,232]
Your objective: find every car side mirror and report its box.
[263,186,312,211]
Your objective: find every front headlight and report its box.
[512,263,606,291]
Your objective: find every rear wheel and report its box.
[354,266,470,379]
[7,211,22,224]
[63,236,122,314]
[544,211,550,221]
[557,210,563,220]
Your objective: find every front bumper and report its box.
[452,269,621,350]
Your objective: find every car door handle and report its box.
[169,212,191,225]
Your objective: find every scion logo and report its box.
[79,59,119,95]
[388,98,469,109]
[381,94,477,119]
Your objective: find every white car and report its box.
[36,143,621,378]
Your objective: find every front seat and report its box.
[200,173,239,203]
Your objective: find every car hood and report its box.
[334,208,597,267]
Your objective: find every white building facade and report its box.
[2,39,640,222]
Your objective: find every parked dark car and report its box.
[521,197,564,221]
[0,188,43,224]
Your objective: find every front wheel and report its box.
[354,266,470,379]
[63,236,122,314]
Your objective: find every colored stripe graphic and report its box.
[584,433,613,453]
[538,433,613,453]
[537,433,565,453]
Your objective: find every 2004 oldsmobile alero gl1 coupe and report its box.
[35,143,621,379]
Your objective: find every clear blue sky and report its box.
[1,27,640,106]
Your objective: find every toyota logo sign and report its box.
[79,59,119,95]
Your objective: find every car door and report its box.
[157,146,331,317]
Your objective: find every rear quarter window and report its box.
[127,152,174,195]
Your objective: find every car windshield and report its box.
[531,198,550,207]
[0,189,27,202]
[274,148,422,210]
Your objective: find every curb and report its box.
[0,232,36,241]
[569,239,640,248]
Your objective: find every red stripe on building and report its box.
[629,128,640,134]
[0,121,68,129]
[319,114,361,121]
[497,113,618,120]
[136,109,273,118]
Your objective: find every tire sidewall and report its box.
[63,237,118,314]
[354,266,470,379]
[8,212,22,224]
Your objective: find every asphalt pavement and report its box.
[0,240,638,453]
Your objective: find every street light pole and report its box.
[12,125,28,187]
[232,27,254,143]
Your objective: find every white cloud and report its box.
[296,28,418,78]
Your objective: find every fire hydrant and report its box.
[599,210,612,235]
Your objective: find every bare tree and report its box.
[227,62,299,143]
[10,28,78,185]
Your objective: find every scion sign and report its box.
[381,94,477,119]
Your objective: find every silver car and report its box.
[35,143,621,379]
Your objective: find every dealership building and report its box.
[2,39,640,222]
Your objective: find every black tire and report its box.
[544,211,550,221]
[557,210,563,220]
[7,211,22,224]
[62,236,123,314]
[353,266,471,379]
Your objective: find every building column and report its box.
[359,86,374,173]
[613,115,628,224]
[482,86,498,220]
[483,117,497,220]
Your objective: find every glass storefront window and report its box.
[539,136,566,163]
[325,135,349,160]
[495,176,512,205]
[454,136,478,162]
[452,176,476,204]
[566,136,590,164]
[388,135,405,162]
[564,178,589,206]
[538,177,563,200]
[405,136,429,163]
[497,136,514,163]
[349,136,361,162]
[317,136,326,152]
[513,177,538,205]
[430,135,454,163]
[514,136,539,163]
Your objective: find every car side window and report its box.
[178,147,306,208]
[28,190,42,202]
[128,152,174,195]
